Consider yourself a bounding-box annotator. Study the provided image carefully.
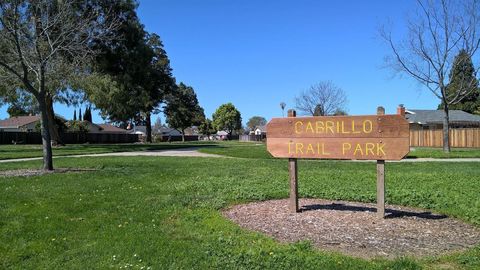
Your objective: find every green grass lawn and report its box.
[1,156,479,269]
[1,141,480,160]
[408,147,480,158]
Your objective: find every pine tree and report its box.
[79,108,82,121]
[83,105,92,122]
[73,109,77,121]
[439,50,480,114]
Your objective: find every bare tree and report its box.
[280,102,286,117]
[0,0,117,170]
[381,0,480,152]
[295,81,347,116]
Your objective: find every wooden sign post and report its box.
[288,109,299,212]
[376,106,385,218]
[266,106,410,218]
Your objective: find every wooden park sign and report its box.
[266,106,410,217]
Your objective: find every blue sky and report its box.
[0,0,439,124]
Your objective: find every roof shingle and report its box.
[406,109,480,124]
[0,115,40,128]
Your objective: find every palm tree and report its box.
[280,102,286,117]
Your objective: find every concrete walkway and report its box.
[0,148,225,163]
[0,149,479,163]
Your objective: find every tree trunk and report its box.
[442,104,451,153]
[45,94,64,146]
[38,94,54,171]
[146,112,152,143]
[182,128,185,142]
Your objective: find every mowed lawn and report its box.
[1,141,480,160]
[1,154,479,269]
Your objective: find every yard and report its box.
[2,141,480,160]
[1,143,480,269]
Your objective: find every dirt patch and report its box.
[223,199,480,259]
[0,168,97,178]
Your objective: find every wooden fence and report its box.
[410,128,480,148]
[0,131,139,144]
[239,134,266,142]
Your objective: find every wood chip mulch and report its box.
[223,199,480,259]
[0,168,97,178]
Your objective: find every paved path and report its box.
[0,149,479,163]
[0,148,225,163]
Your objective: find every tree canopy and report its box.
[246,116,267,131]
[164,83,205,141]
[295,81,347,116]
[438,50,480,114]
[199,118,215,137]
[0,0,119,170]
[212,103,242,135]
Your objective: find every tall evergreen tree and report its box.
[164,83,205,142]
[438,50,480,114]
[84,2,175,142]
[83,105,93,122]
[73,110,77,121]
[79,108,83,121]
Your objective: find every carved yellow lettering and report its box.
[353,143,364,156]
[363,120,373,133]
[305,122,314,133]
[296,143,304,154]
[377,143,386,155]
[321,143,330,155]
[341,121,350,134]
[295,121,303,134]
[336,121,340,133]
[288,141,294,154]
[325,121,335,134]
[365,143,375,156]
[306,143,314,154]
[352,120,361,134]
[342,143,351,155]
[315,121,324,133]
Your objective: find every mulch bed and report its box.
[0,168,97,178]
[223,199,480,259]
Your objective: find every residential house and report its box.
[216,130,229,140]
[153,126,182,137]
[253,125,266,136]
[95,124,128,134]
[0,115,40,132]
[405,109,480,130]
[127,125,147,136]
[184,126,200,136]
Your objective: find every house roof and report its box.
[154,126,182,136]
[0,115,40,128]
[255,125,267,132]
[127,125,147,135]
[405,109,480,125]
[98,124,127,133]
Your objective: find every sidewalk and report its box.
[0,148,226,163]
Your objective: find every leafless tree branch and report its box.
[295,81,348,116]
